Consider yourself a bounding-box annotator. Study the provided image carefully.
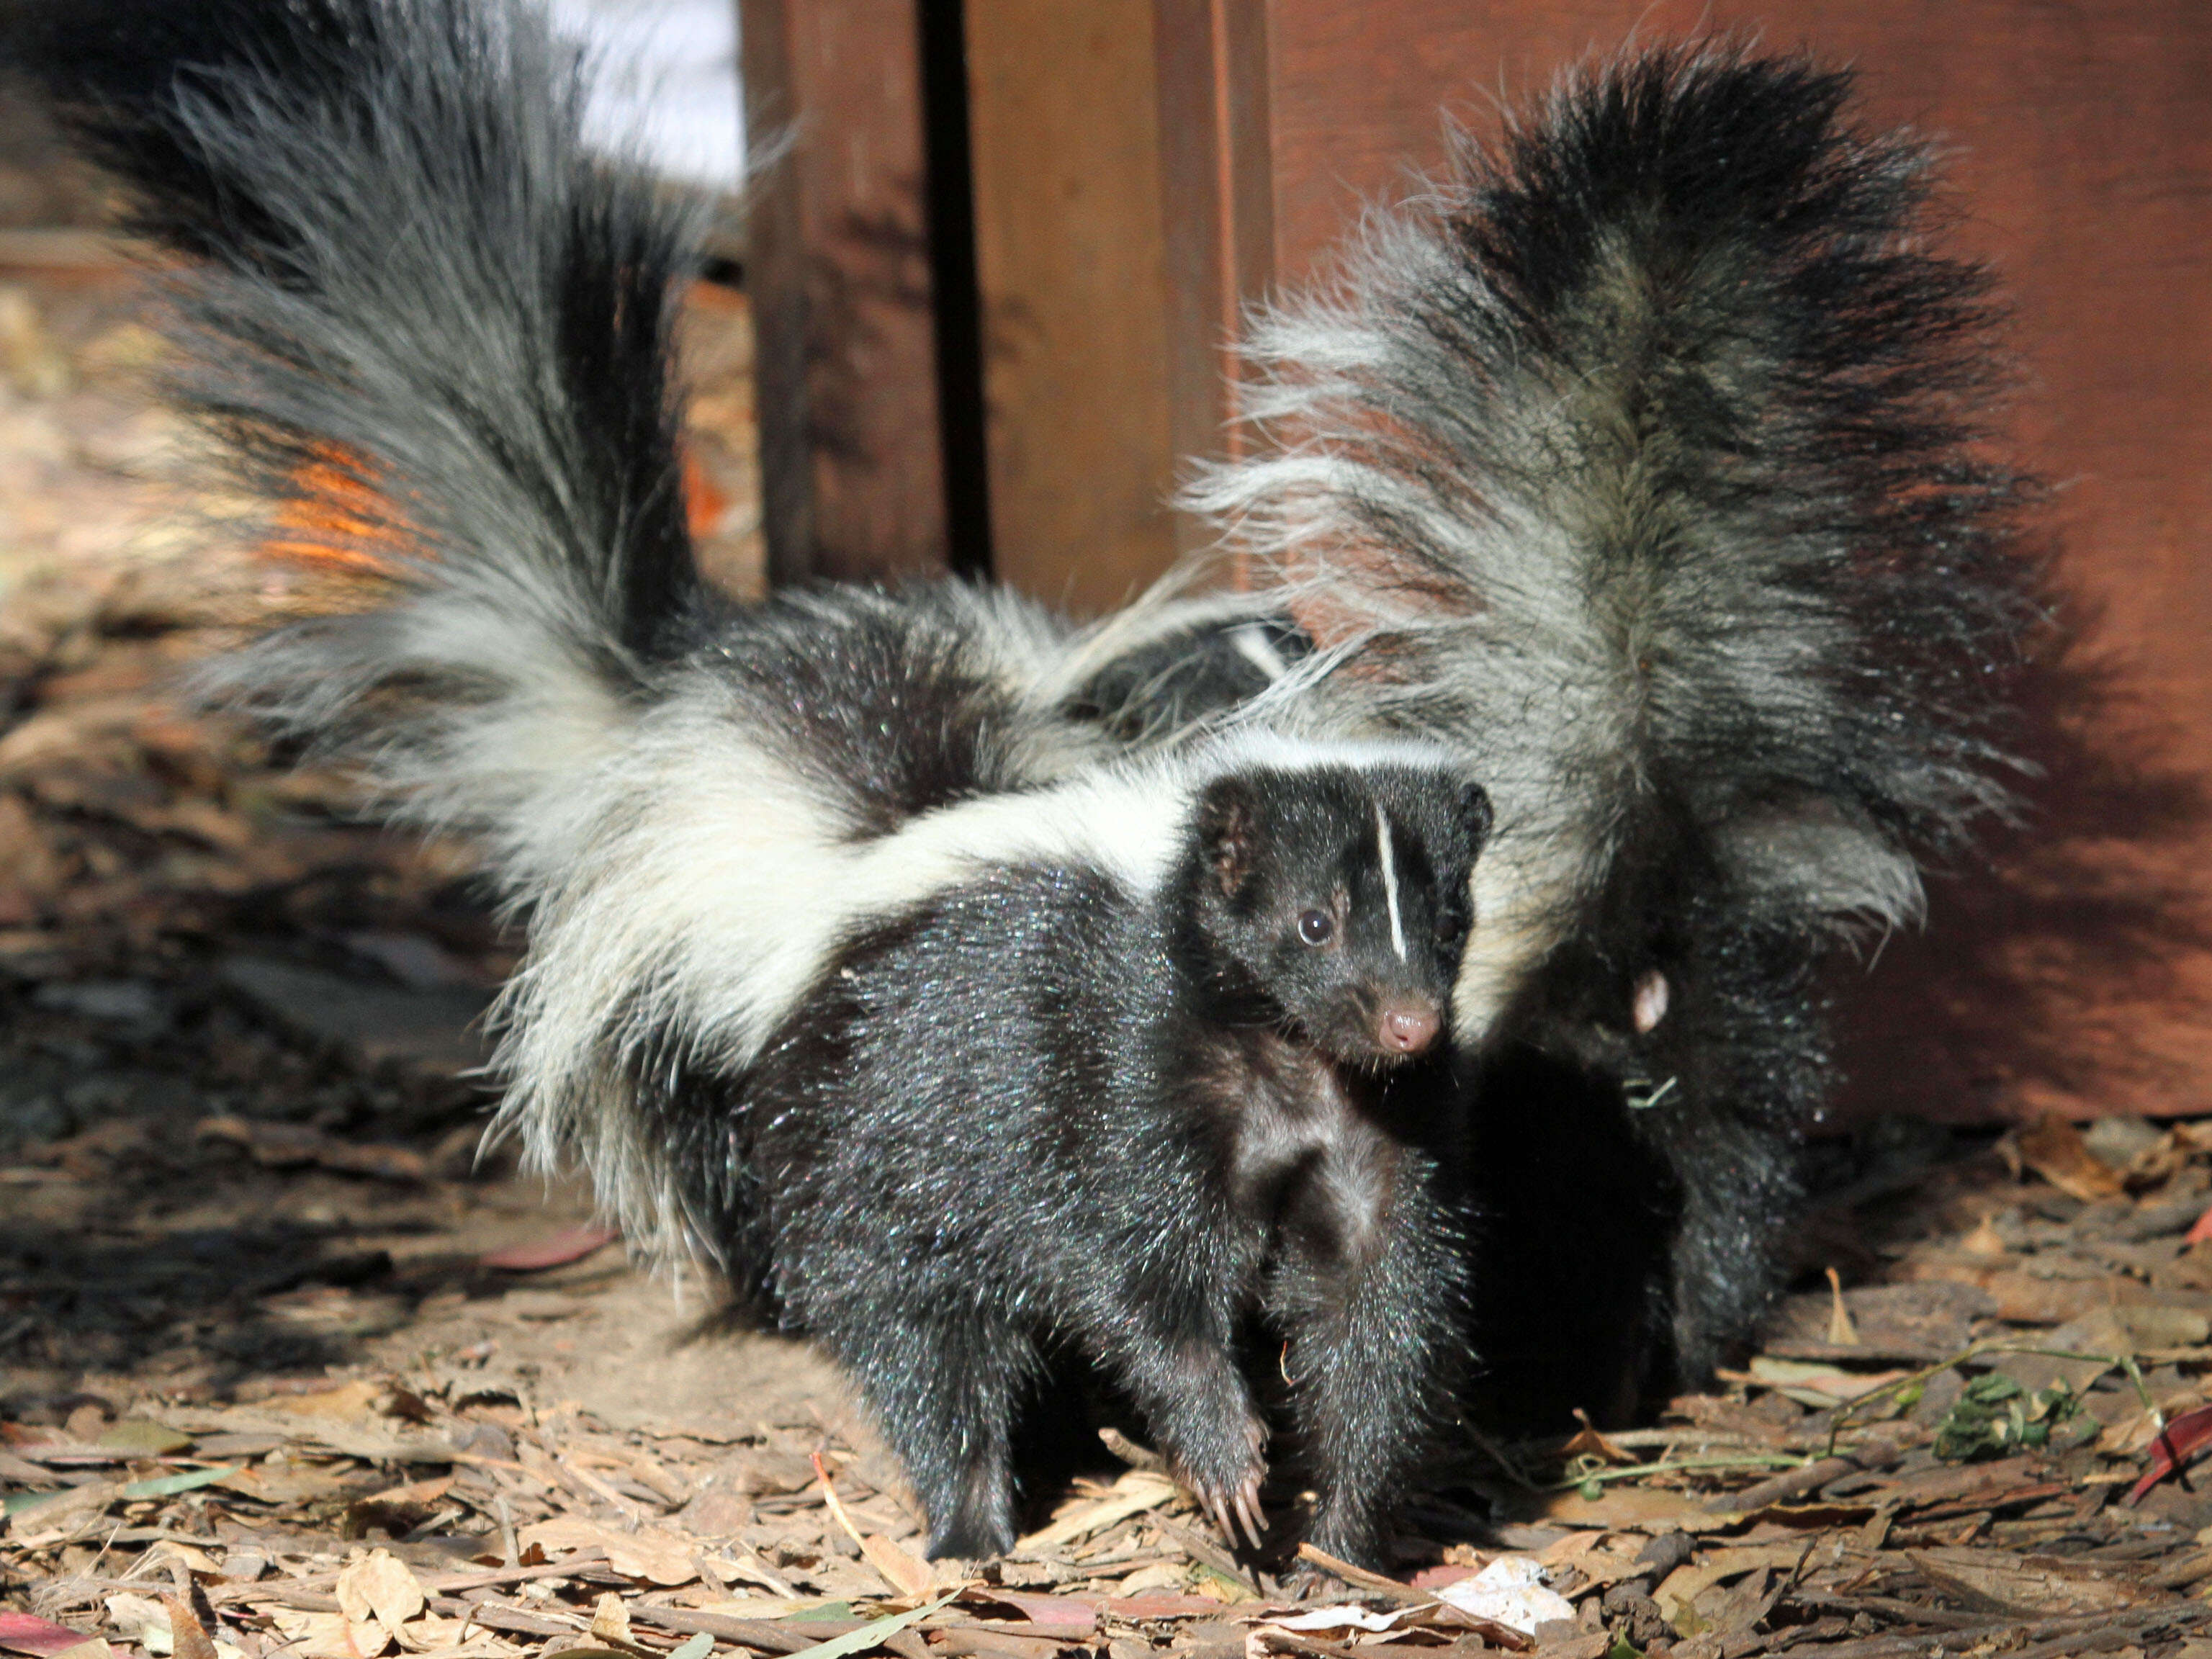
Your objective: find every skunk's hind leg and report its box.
[1658,1112,1807,1383]
[814,1292,1035,1559]
[1632,925,1823,1388]
[1267,1147,1465,1570]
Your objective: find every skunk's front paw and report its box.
[1170,1410,1269,1551]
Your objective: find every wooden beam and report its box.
[1153,0,1274,548]
[963,0,1180,613]
[738,0,949,583]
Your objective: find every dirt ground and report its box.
[5,253,2212,1659]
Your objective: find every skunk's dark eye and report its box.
[1298,909,1334,945]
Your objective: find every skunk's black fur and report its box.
[14,0,1497,1564]
[1103,46,2041,1408]
[730,745,1489,1562]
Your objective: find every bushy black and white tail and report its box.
[13,0,707,888]
[1189,44,2040,1035]
[10,0,1107,1261]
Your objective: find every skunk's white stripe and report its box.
[1375,801,1408,961]
[1205,728,1462,779]
[495,702,1472,1261]
[1228,624,1290,680]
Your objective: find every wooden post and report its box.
[738,0,950,583]
[961,0,1182,613]
[1152,0,1274,537]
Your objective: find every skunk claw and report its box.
[1232,1478,1266,1550]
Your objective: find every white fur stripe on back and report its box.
[1375,801,1408,961]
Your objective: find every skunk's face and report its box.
[1191,763,1491,1065]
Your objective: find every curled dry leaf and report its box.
[956,1591,1097,1640]
[1015,1470,1177,1552]
[1652,1544,1812,1626]
[587,1593,630,1645]
[516,1518,698,1586]
[480,1226,619,1270]
[1560,1410,1633,1466]
[336,1547,426,1651]
[100,1599,172,1658]
[265,1609,369,1659]
[811,1449,932,1599]
[2128,1401,2212,1504]
[155,1597,215,1659]
[1825,1267,1861,1345]
[2008,1112,2128,1202]
[1739,1355,1909,1409]
[1255,1606,1411,1635]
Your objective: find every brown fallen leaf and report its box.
[2008,1111,2128,1201]
[1696,1566,1782,1649]
[1289,1545,1431,1604]
[1653,1544,1811,1624]
[955,1591,1098,1640]
[1825,1267,1861,1345]
[1560,1410,1634,1465]
[271,1380,386,1421]
[1534,1534,1648,1592]
[0,791,64,914]
[516,1518,698,1586]
[265,1607,369,1659]
[155,1599,214,1659]
[337,1548,426,1650]
[5,1479,124,1532]
[1961,1213,2010,1256]
[1877,1454,2046,1510]
[1014,1470,1177,1550]
[347,1474,457,1535]
[588,1593,630,1646]
[930,1631,1065,1659]
[480,1226,619,1271]
[1734,1355,1909,1408]
[1897,1262,2113,1326]
[97,1421,194,1457]
[1527,1485,1733,1532]
[208,1463,361,1507]
[1096,1596,1235,1619]
[812,1449,932,1599]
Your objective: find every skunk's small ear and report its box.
[1197,777,1262,899]
[1460,780,1495,853]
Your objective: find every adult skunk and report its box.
[13,0,1498,1565]
[1085,46,2041,1412]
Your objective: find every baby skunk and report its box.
[1084,45,2042,1414]
[729,736,1488,1561]
[14,0,1491,1565]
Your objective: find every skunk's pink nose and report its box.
[1379,1004,1441,1054]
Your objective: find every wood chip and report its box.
[1910,1546,2175,1617]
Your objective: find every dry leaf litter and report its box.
[3,244,2212,1659]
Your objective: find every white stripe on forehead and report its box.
[1228,624,1291,680]
[1375,801,1408,962]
